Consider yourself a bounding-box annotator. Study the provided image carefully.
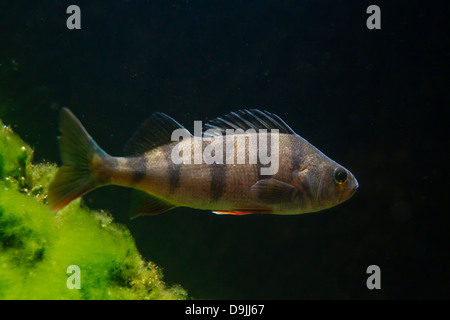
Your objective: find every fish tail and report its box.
[48,108,107,211]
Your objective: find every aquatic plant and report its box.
[0,119,187,299]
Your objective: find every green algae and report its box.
[0,120,187,300]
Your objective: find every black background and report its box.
[0,0,448,299]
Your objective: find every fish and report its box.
[48,108,358,217]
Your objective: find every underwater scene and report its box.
[0,0,448,302]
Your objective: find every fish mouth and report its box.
[350,179,359,196]
[341,179,358,203]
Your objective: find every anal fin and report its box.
[130,190,176,219]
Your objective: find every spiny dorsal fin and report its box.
[124,112,191,155]
[203,109,296,136]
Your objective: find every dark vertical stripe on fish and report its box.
[128,157,148,185]
[209,138,227,202]
[166,146,181,193]
[210,164,227,202]
[258,131,272,179]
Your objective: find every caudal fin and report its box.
[48,108,106,211]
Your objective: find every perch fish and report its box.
[48,108,358,217]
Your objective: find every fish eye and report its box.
[334,168,348,184]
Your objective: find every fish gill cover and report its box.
[0,118,187,299]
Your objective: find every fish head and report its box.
[292,154,358,212]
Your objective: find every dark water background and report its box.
[0,0,448,299]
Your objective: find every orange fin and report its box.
[212,209,272,215]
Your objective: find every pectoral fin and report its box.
[250,179,299,204]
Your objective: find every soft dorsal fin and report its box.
[203,109,296,136]
[124,112,191,155]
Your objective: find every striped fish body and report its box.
[99,134,303,211]
[49,109,358,217]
